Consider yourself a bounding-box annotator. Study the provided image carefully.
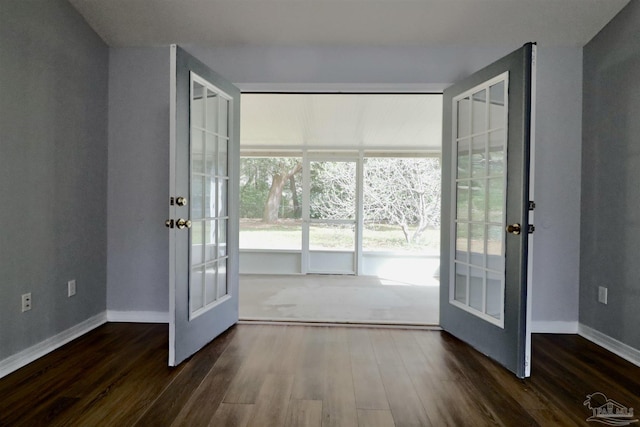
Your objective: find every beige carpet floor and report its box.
[239,274,439,325]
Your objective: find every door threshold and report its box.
[238,317,442,330]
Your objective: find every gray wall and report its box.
[184,45,511,90]
[0,0,108,360]
[531,47,583,327]
[107,44,583,329]
[581,0,640,349]
[107,47,170,313]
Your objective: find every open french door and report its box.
[168,45,240,366]
[440,43,535,378]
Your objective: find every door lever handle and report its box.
[176,218,192,229]
[506,223,521,235]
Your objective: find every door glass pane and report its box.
[487,225,504,270]
[192,82,205,129]
[486,271,502,320]
[457,97,471,138]
[488,130,505,176]
[470,180,485,222]
[218,219,227,257]
[454,263,468,304]
[190,268,204,312]
[472,89,487,134]
[192,130,205,174]
[471,136,486,178]
[450,75,508,326]
[469,223,484,266]
[456,223,468,263]
[486,225,503,255]
[217,179,227,218]
[487,178,504,223]
[204,263,217,305]
[205,134,216,175]
[469,267,484,311]
[191,220,204,266]
[192,176,204,219]
[206,89,218,133]
[219,98,229,137]
[456,184,469,221]
[218,139,228,177]
[203,175,216,218]
[205,220,216,262]
[217,259,227,299]
[489,81,505,130]
[457,139,470,179]
[189,75,232,316]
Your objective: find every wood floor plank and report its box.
[0,323,119,397]
[3,324,640,426]
[291,326,328,401]
[528,334,640,426]
[285,399,323,427]
[399,331,500,426]
[438,333,540,427]
[369,329,432,427]
[169,326,261,427]
[411,330,466,381]
[322,328,358,427]
[357,409,396,427]
[134,326,237,425]
[208,403,254,427]
[0,323,158,425]
[52,327,176,427]
[223,325,281,404]
[10,324,167,427]
[246,374,294,427]
[348,328,389,411]
[266,325,305,375]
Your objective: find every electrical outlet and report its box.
[598,286,608,304]
[21,293,32,312]
[68,279,76,297]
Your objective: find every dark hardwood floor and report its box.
[1,323,639,426]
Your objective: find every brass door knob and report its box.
[506,223,521,235]
[176,197,188,206]
[176,218,192,229]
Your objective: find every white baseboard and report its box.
[579,323,640,368]
[106,310,169,323]
[0,311,107,380]
[531,321,579,334]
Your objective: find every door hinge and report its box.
[527,224,535,234]
[528,201,536,211]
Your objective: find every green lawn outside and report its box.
[239,219,440,254]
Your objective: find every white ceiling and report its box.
[69,0,629,48]
[240,94,442,152]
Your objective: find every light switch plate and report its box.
[598,286,608,304]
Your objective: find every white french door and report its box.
[168,45,240,366]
